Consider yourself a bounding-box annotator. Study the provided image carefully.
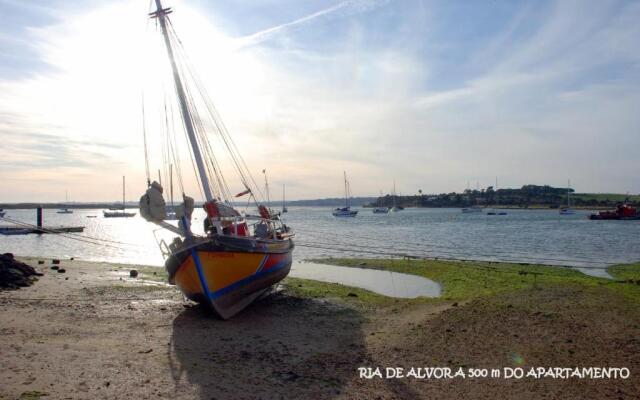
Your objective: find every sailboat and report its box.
[103,176,136,218]
[559,180,575,215]
[333,171,358,217]
[390,180,403,212]
[165,164,178,220]
[140,1,294,319]
[372,190,389,213]
[57,191,74,214]
[281,184,288,214]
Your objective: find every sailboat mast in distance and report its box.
[152,0,213,203]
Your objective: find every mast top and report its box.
[149,0,172,19]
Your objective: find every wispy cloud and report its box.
[0,0,639,201]
[236,0,390,48]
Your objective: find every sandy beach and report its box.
[1,257,639,399]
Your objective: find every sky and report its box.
[0,0,639,202]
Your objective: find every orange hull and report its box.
[166,238,293,319]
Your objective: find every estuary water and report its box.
[1,207,638,277]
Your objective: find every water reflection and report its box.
[290,261,441,298]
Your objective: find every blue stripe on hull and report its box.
[209,258,292,300]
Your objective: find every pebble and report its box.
[130,269,139,278]
[57,269,66,273]
[51,266,59,270]
[52,259,61,265]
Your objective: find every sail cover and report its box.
[140,181,167,221]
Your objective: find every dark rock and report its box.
[129,269,139,278]
[52,259,61,265]
[1,254,41,289]
[347,292,358,297]
[51,266,59,270]
[57,269,66,273]
[38,260,45,265]
[70,257,75,261]
[452,302,458,307]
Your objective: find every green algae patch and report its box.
[309,258,606,302]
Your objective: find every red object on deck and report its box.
[204,201,219,218]
[258,205,271,219]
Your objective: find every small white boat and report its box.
[373,207,389,214]
[103,176,136,218]
[57,191,74,214]
[164,164,179,220]
[390,180,403,212]
[559,180,574,215]
[333,172,357,217]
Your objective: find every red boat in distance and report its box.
[589,204,640,220]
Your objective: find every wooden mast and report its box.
[152,0,214,204]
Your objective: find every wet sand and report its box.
[1,257,639,399]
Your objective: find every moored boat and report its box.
[373,207,389,214]
[333,172,357,217]
[589,204,640,220]
[103,176,136,218]
[57,191,74,214]
[559,180,575,215]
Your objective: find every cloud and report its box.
[0,0,639,202]
[235,0,391,48]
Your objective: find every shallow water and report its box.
[1,207,638,279]
[290,261,441,298]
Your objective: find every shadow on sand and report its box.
[169,289,367,399]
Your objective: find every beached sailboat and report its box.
[333,172,358,217]
[140,1,294,319]
[559,180,575,215]
[104,176,136,218]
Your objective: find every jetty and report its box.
[0,207,84,235]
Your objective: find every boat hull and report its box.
[589,214,640,220]
[103,211,136,218]
[165,237,294,319]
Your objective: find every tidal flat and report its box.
[0,257,639,399]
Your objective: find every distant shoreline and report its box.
[0,203,612,210]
